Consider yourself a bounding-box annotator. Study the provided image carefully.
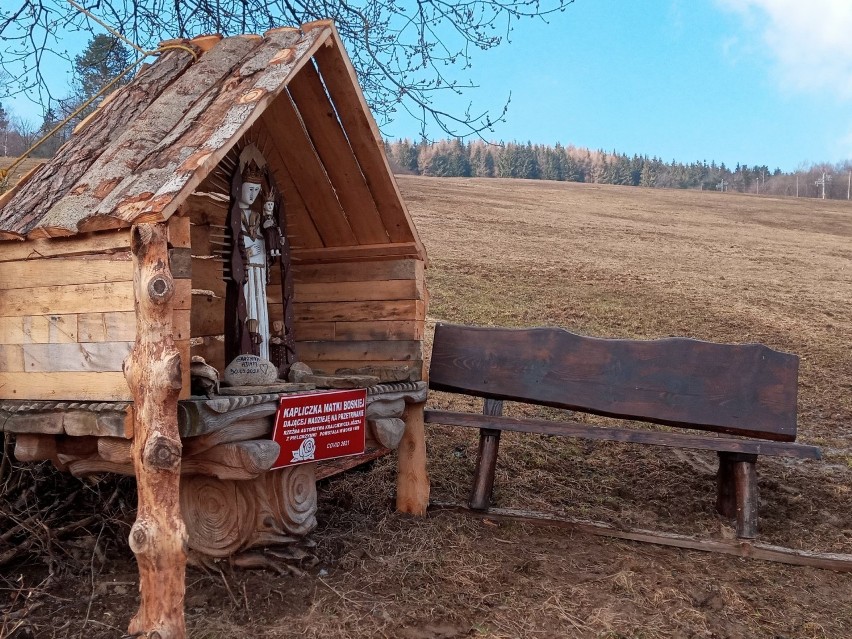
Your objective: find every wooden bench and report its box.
[425,323,821,539]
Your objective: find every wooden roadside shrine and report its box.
[0,21,430,638]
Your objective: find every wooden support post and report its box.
[124,223,187,639]
[469,399,504,511]
[733,454,759,539]
[396,402,429,515]
[715,452,736,519]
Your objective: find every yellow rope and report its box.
[156,43,200,59]
[0,1,198,185]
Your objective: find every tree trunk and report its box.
[124,223,187,638]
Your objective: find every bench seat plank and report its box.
[429,324,799,441]
[424,410,820,460]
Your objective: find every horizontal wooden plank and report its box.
[0,344,24,372]
[292,321,335,341]
[191,293,224,337]
[191,336,225,373]
[0,371,131,401]
[77,312,136,342]
[291,242,420,264]
[0,315,78,344]
[304,360,423,377]
[192,257,226,297]
[297,340,421,362]
[0,279,188,319]
[0,309,188,344]
[0,255,132,289]
[293,258,423,283]
[334,320,424,341]
[290,300,425,323]
[292,320,423,342]
[0,229,129,263]
[429,324,799,441]
[21,342,133,372]
[173,308,191,343]
[168,214,191,248]
[424,410,820,460]
[0,281,135,317]
[289,279,423,304]
[431,504,852,572]
[189,222,217,256]
[315,444,390,480]
[173,279,192,310]
[169,247,192,279]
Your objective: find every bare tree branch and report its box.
[0,0,574,138]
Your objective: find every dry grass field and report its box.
[3,176,851,638]
[0,158,44,191]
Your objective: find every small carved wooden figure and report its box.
[262,187,284,265]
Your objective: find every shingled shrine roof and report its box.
[0,21,424,260]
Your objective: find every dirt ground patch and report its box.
[3,177,851,638]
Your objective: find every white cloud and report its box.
[717,0,852,99]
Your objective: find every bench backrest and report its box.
[429,324,798,442]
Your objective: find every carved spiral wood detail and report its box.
[265,465,317,536]
[180,475,256,557]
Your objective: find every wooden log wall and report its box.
[0,223,192,402]
[185,202,425,378]
[288,258,426,377]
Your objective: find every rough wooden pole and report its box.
[124,223,187,639]
[715,451,736,519]
[396,402,429,515]
[734,455,759,540]
[469,399,504,511]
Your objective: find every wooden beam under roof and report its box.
[260,92,357,246]
[312,22,425,257]
[288,61,389,245]
[252,118,324,249]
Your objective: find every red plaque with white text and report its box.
[271,389,367,469]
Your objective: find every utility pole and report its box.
[848,170,850,200]
[796,175,799,197]
[814,172,831,200]
[716,179,728,192]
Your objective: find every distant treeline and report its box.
[385,139,852,200]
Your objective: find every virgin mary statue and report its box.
[237,163,271,359]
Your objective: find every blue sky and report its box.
[5,0,851,172]
[383,0,852,171]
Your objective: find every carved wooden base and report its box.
[179,464,317,557]
[5,382,426,558]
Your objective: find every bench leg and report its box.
[733,454,759,539]
[469,429,501,510]
[716,452,736,519]
[469,399,503,511]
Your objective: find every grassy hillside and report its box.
[5,176,851,638]
[0,157,44,193]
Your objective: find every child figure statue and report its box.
[261,187,284,263]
